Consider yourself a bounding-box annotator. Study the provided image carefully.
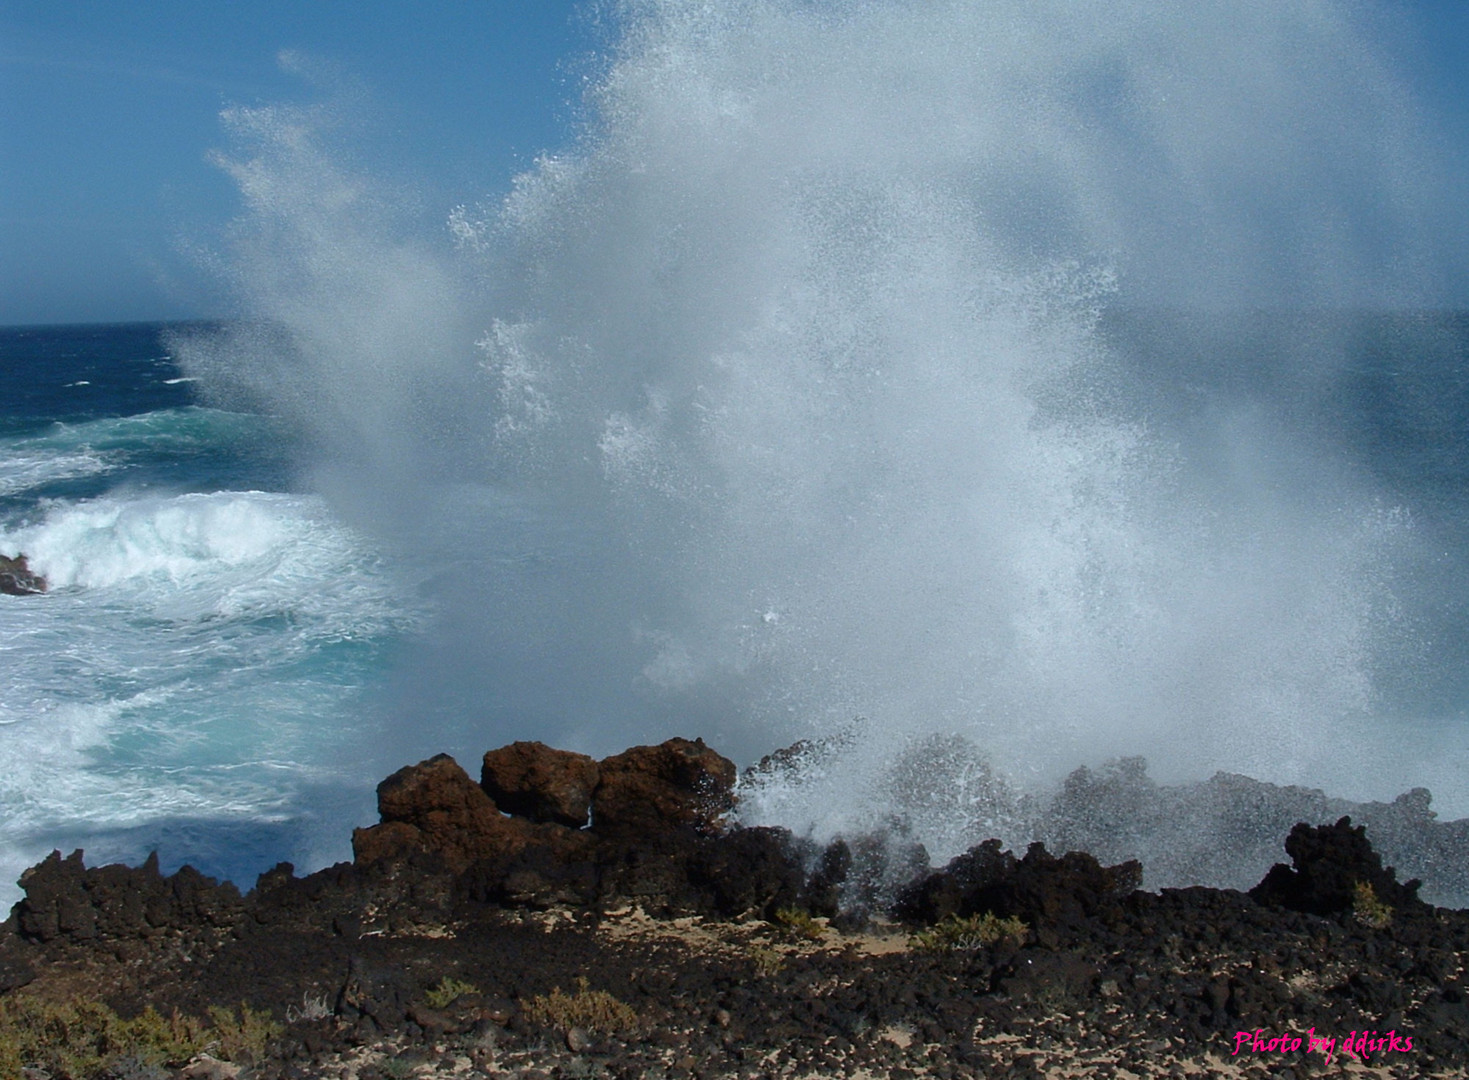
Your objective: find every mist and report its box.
[176,0,1455,867]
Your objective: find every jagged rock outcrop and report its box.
[0,554,46,596]
[1249,815,1426,916]
[351,739,751,913]
[4,737,1449,966]
[352,753,535,872]
[893,839,1142,945]
[9,735,1469,1079]
[12,849,243,944]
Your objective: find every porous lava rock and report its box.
[0,554,45,595]
[352,740,750,913]
[456,828,601,909]
[352,753,532,872]
[893,838,1142,945]
[481,741,599,827]
[1249,814,1426,916]
[585,825,808,919]
[10,738,1469,1079]
[12,849,243,944]
[591,737,736,837]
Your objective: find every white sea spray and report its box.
[174,0,1460,872]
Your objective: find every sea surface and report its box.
[2,316,1468,906]
[0,322,425,905]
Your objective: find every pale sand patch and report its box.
[286,1036,1447,1079]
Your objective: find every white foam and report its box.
[0,443,114,495]
[0,453,115,497]
[6,492,282,587]
[0,488,422,903]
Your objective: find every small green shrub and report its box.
[1353,881,1393,929]
[0,996,279,1080]
[423,976,481,1009]
[774,906,826,941]
[908,911,1029,953]
[205,1003,281,1064]
[522,976,638,1034]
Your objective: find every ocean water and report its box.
[0,323,425,904]
[7,1,1469,903]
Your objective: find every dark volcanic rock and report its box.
[13,849,244,944]
[592,737,737,838]
[337,954,414,1035]
[684,826,809,917]
[587,825,808,919]
[458,830,600,909]
[0,945,34,992]
[354,741,749,912]
[1249,815,1425,915]
[893,838,1141,944]
[795,831,932,923]
[481,741,599,827]
[805,838,853,917]
[8,739,1469,1079]
[0,554,45,595]
[349,820,427,867]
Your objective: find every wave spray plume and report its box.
[179,0,1449,870]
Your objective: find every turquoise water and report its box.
[0,323,425,904]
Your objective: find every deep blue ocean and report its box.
[3,315,1468,904]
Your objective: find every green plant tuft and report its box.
[1352,881,1393,929]
[774,905,826,940]
[205,1002,281,1064]
[522,976,638,1035]
[908,911,1029,953]
[423,976,481,1009]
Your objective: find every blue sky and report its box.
[1,0,1467,326]
[0,1,592,324]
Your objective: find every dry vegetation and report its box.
[0,996,279,1080]
[907,911,1029,953]
[521,976,638,1035]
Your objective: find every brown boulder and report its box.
[481,741,600,827]
[353,754,529,871]
[592,738,737,838]
[0,554,46,596]
[350,821,425,866]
